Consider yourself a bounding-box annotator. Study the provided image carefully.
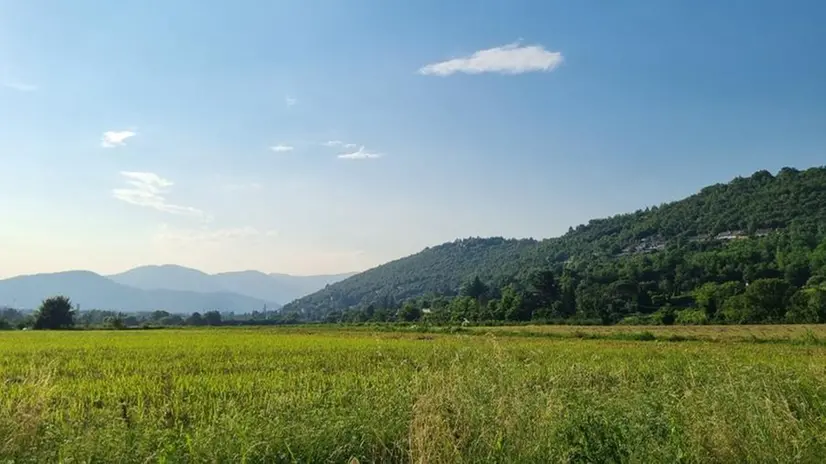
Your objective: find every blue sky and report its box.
[1,0,824,277]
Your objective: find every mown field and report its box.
[2,326,826,463]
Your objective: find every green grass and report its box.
[2,327,826,463]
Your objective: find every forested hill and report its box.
[283,166,826,322]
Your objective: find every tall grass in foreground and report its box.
[2,328,826,462]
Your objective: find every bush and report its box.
[651,306,676,325]
[618,314,657,325]
[786,288,826,323]
[675,309,708,325]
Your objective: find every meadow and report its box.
[2,326,826,463]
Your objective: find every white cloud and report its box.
[338,146,383,160]
[419,42,563,76]
[285,96,297,106]
[112,171,206,218]
[101,130,137,148]
[324,140,358,149]
[270,144,294,152]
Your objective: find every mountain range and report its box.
[0,266,354,312]
[283,166,826,319]
[6,166,826,318]
[108,266,353,303]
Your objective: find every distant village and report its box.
[618,228,775,256]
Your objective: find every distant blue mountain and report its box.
[108,265,354,304]
[0,270,278,313]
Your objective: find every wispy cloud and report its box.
[101,130,137,148]
[1,68,37,92]
[323,140,358,149]
[285,96,297,107]
[270,144,294,153]
[419,42,563,76]
[112,171,206,218]
[1,80,37,92]
[338,146,383,160]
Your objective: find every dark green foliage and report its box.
[150,310,171,321]
[787,288,826,323]
[187,312,205,326]
[0,307,29,329]
[742,279,792,322]
[397,302,422,322]
[694,282,742,321]
[284,237,543,321]
[160,315,185,326]
[104,314,126,330]
[203,311,222,326]
[33,296,75,330]
[528,269,559,311]
[461,276,490,301]
[284,166,826,324]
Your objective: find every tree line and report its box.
[5,223,824,331]
[318,226,826,325]
[0,299,300,330]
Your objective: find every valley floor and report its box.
[2,326,826,462]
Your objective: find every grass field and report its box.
[2,326,826,463]
[466,323,826,343]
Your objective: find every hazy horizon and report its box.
[2,1,824,277]
[0,263,359,281]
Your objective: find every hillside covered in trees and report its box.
[283,166,826,324]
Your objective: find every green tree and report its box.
[810,238,826,275]
[150,310,171,321]
[461,276,489,301]
[693,281,742,321]
[731,278,791,323]
[501,285,528,321]
[33,296,75,330]
[786,288,826,323]
[485,299,503,321]
[323,310,342,323]
[104,314,126,330]
[575,283,609,322]
[448,296,478,322]
[160,315,184,326]
[397,302,422,322]
[364,304,376,320]
[528,269,559,310]
[784,255,811,287]
[558,270,578,318]
[186,312,205,326]
[203,311,223,326]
